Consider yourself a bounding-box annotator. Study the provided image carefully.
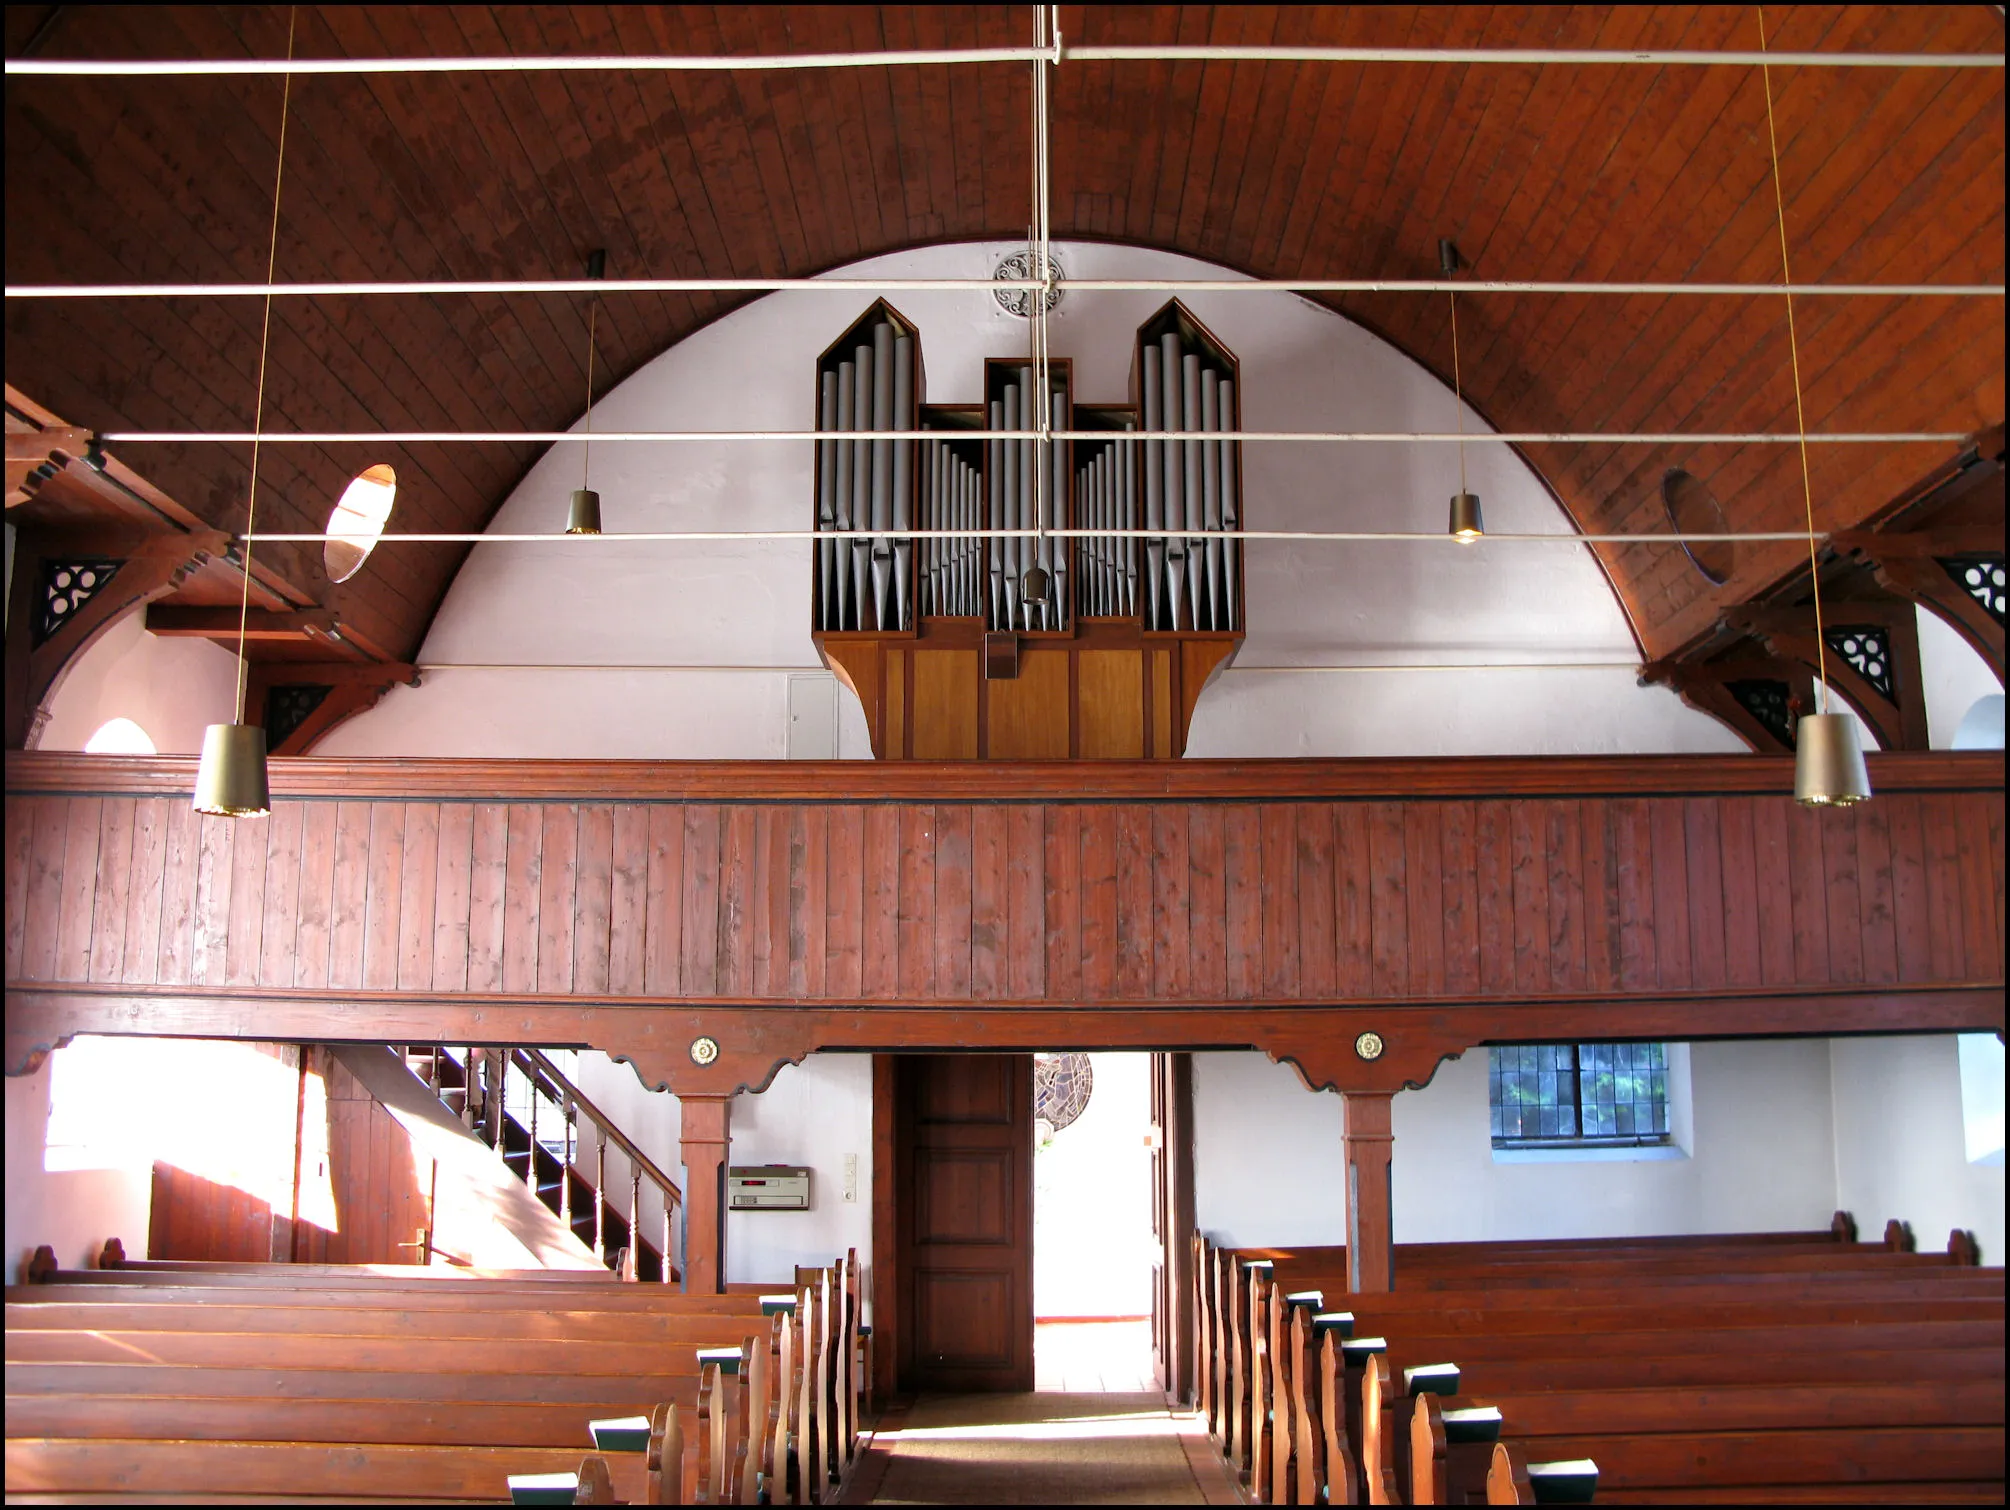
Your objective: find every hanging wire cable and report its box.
[581,300,598,491]
[1450,291,1467,496]
[230,6,296,727]
[1757,7,1830,711]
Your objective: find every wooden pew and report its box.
[6,1249,867,1505]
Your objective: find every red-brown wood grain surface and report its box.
[6,752,2000,1011]
[1,6,1999,665]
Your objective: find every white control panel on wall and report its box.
[843,1153,859,1203]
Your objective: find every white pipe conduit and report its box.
[95,429,1976,445]
[241,529,1832,545]
[5,45,1999,77]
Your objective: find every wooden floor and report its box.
[845,1392,1239,1506]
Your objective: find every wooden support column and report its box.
[679,1094,732,1295]
[1342,1091,1394,1294]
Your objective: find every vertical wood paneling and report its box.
[1648,800,1693,991]
[1435,800,1479,997]
[1953,793,1999,983]
[1044,805,1084,1002]
[1750,795,1796,987]
[1331,804,1371,998]
[256,802,304,990]
[681,806,723,997]
[1883,794,1932,984]
[826,805,865,999]
[1114,805,1153,1000]
[1820,806,1865,986]
[396,803,440,992]
[87,797,135,983]
[1187,805,1227,1000]
[501,804,545,994]
[1223,805,1264,1000]
[1681,799,1727,992]
[1508,800,1548,995]
[1578,798,1620,995]
[1005,804,1046,1000]
[1853,801,1899,986]
[223,810,268,987]
[1151,806,1191,1001]
[1078,805,1119,1002]
[3,796,38,982]
[361,803,406,992]
[1784,802,1831,985]
[537,804,579,995]
[897,805,937,1000]
[935,805,975,1001]
[1611,799,1656,993]
[1297,804,1337,1000]
[1404,803,1444,998]
[799,806,828,999]
[191,812,232,986]
[1547,801,1587,993]
[465,803,509,993]
[717,805,758,997]
[971,804,1009,1000]
[1364,802,1407,999]
[860,805,899,999]
[1916,795,1963,980]
[324,803,371,989]
[749,808,780,998]
[1471,801,1514,996]
[607,804,648,996]
[573,803,615,995]
[640,804,685,997]
[1716,797,1763,989]
[431,802,475,992]
[153,800,200,986]
[1260,804,1301,999]
[121,797,171,986]
[55,797,103,985]
[293,802,338,989]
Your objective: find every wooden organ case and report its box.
[812,300,1245,759]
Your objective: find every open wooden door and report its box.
[1150,1051,1196,1404]
[893,1054,1035,1392]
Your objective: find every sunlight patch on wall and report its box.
[83,716,156,754]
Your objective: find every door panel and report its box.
[896,1053,1033,1391]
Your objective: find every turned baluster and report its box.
[559,1093,574,1231]
[629,1166,643,1280]
[662,1198,674,1285]
[525,1070,540,1192]
[594,1126,608,1265]
[460,1047,477,1131]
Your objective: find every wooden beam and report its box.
[1720,604,1930,751]
[678,1097,731,1296]
[145,606,340,640]
[5,426,93,506]
[1830,530,2004,682]
[1342,1092,1395,1294]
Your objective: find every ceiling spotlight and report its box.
[1449,491,1484,544]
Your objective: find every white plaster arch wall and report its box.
[316,241,1740,761]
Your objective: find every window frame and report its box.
[1488,1041,1673,1151]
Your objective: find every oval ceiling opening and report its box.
[324,463,397,584]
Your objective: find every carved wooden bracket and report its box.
[1720,602,1929,752]
[4,524,232,749]
[1638,654,1814,754]
[1830,527,2004,684]
[246,661,420,755]
[5,426,94,507]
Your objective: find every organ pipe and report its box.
[891,333,914,628]
[817,369,838,629]
[988,399,1005,629]
[869,323,894,630]
[1160,332,1186,631]
[834,360,856,631]
[1220,377,1239,630]
[1181,351,1205,631]
[1141,344,1166,631]
[849,340,873,629]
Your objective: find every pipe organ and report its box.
[812,300,1245,760]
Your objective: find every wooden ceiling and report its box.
[4,4,2003,664]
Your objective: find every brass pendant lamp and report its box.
[1442,240,1483,544]
[567,250,607,535]
[1757,10,1869,806]
[195,10,297,817]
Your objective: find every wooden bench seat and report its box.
[9,1280,787,1312]
[5,1300,793,1343]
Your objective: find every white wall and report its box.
[724,1055,874,1293]
[1831,1035,2006,1266]
[4,1047,153,1280]
[1195,1041,1845,1248]
[1917,605,2003,749]
[37,608,239,754]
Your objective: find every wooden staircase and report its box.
[402,1046,683,1284]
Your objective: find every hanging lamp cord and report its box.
[232,5,296,725]
[582,299,597,490]
[1758,5,1829,712]
[1450,289,1467,495]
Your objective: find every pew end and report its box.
[1947,1228,1982,1266]
[572,1455,618,1505]
[98,1238,129,1269]
[1487,1441,1533,1505]
[1830,1211,1858,1244]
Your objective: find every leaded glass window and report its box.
[1489,1043,1671,1148]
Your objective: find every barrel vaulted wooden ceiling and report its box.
[4,5,2003,666]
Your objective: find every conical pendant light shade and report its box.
[567,488,602,536]
[1794,712,1871,807]
[1021,562,1051,605]
[193,723,271,817]
[1448,491,1484,543]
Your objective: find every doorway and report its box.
[1032,1052,1156,1391]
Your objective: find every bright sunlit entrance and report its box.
[1031,1051,1157,1392]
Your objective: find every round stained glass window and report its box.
[1034,1052,1093,1136]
